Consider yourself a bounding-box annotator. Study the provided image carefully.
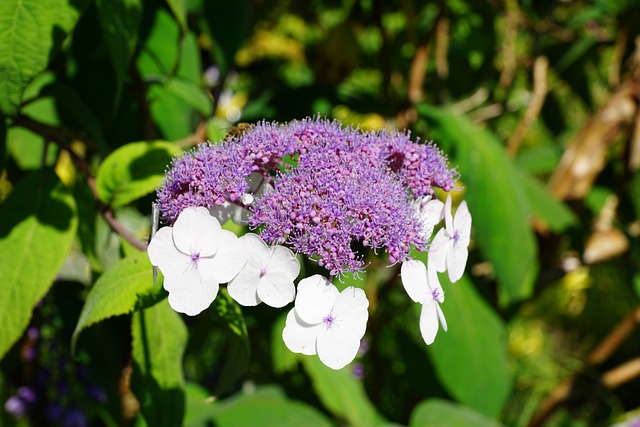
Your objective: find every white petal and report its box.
[147,227,186,277]
[419,199,445,239]
[454,200,472,244]
[436,304,448,332]
[316,287,369,370]
[242,233,272,269]
[429,229,450,273]
[419,299,440,345]
[269,245,300,281]
[401,260,429,303]
[207,230,248,283]
[443,195,454,233]
[426,265,443,300]
[257,272,296,308]
[294,275,338,325]
[316,325,362,370]
[226,264,262,306]
[282,309,322,356]
[446,244,468,283]
[167,281,219,316]
[173,207,221,256]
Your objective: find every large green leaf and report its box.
[95,140,181,208]
[72,251,166,353]
[96,0,142,105]
[0,0,90,116]
[164,77,213,117]
[410,399,503,427]
[302,356,385,427]
[185,384,333,427]
[0,169,77,359]
[132,299,188,427]
[165,0,187,33]
[419,105,538,304]
[210,289,250,396]
[427,275,511,418]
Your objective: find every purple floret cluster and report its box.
[156,117,458,275]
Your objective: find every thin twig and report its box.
[14,116,148,251]
[507,56,549,157]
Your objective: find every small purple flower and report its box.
[4,396,27,418]
[352,362,365,380]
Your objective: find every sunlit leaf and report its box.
[132,299,188,427]
[95,140,181,208]
[419,105,538,304]
[0,0,90,115]
[166,0,187,33]
[72,251,166,354]
[164,77,213,117]
[427,275,511,418]
[410,399,503,427]
[0,169,77,359]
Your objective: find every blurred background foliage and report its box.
[1,0,640,426]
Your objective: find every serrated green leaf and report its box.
[95,140,181,208]
[0,169,77,359]
[164,77,213,117]
[96,0,143,112]
[419,105,538,304]
[302,356,385,427]
[132,299,187,427]
[427,275,511,418]
[166,0,187,33]
[72,251,166,353]
[410,399,503,427]
[0,0,90,116]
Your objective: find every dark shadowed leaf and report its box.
[410,399,503,427]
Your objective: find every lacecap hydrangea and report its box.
[149,117,471,370]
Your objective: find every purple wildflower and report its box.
[4,396,27,418]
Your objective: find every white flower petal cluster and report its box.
[282,275,369,370]
[412,195,444,240]
[148,207,247,316]
[228,233,300,308]
[430,195,472,283]
[401,260,447,345]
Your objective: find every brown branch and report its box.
[507,56,549,157]
[528,305,640,427]
[499,0,519,89]
[14,116,148,251]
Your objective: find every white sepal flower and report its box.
[148,206,248,316]
[412,195,444,240]
[282,275,369,370]
[429,195,472,283]
[227,233,300,308]
[401,260,448,345]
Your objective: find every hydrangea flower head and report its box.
[282,275,369,370]
[148,207,248,315]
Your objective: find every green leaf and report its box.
[214,387,334,427]
[0,169,77,359]
[95,0,143,107]
[519,170,577,233]
[210,289,250,395]
[419,105,538,304]
[427,275,511,418]
[164,77,213,117]
[95,140,181,208]
[410,399,503,427]
[132,299,188,427]
[302,356,385,427]
[185,384,333,427]
[165,0,187,33]
[72,251,166,353]
[0,0,90,116]
[147,84,194,140]
[271,313,300,374]
[0,111,6,171]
